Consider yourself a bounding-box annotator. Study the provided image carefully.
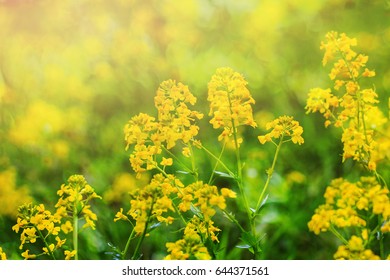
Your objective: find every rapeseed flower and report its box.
[309,176,390,259]
[165,217,212,260]
[208,67,257,142]
[306,31,389,171]
[114,174,177,234]
[13,203,62,258]
[124,80,202,177]
[0,247,7,260]
[55,175,101,230]
[258,115,304,145]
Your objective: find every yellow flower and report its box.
[258,116,304,145]
[165,217,212,260]
[114,208,129,222]
[0,247,7,260]
[348,235,364,252]
[55,236,66,248]
[160,157,173,166]
[64,250,77,260]
[307,31,387,171]
[125,174,177,234]
[208,67,257,142]
[21,249,36,260]
[0,168,33,217]
[124,80,202,176]
[42,244,55,255]
[305,88,339,119]
[221,188,237,198]
[55,175,100,231]
[61,220,73,234]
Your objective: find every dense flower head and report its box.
[306,31,388,171]
[55,175,101,230]
[124,80,203,177]
[309,176,390,259]
[164,216,212,260]
[177,181,236,223]
[114,173,178,234]
[0,247,7,260]
[208,67,257,142]
[154,79,203,149]
[334,235,380,260]
[258,115,304,145]
[308,177,389,235]
[305,88,339,127]
[12,203,62,258]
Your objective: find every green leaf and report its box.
[176,170,190,175]
[236,244,251,249]
[214,170,234,179]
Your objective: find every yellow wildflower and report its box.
[307,31,387,171]
[117,174,177,234]
[124,80,202,176]
[160,157,173,166]
[21,249,36,260]
[165,217,213,260]
[0,247,7,260]
[55,175,101,230]
[0,168,33,217]
[42,244,55,255]
[64,250,77,260]
[114,208,129,222]
[208,67,257,142]
[258,116,304,145]
[61,220,73,234]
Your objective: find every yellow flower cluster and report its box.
[165,216,212,260]
[0,247,7,260]
[12,203,63,259]
[309,177,390,235]
[162,183,236,259]
[258,115,304,145]
[308,176,390,258]
[12,175,100,259]
[334,235,380,260]
[55,175,101,230]
[306,31,389,170]
[0,168,32,217]
[208,67,257,142]
[178,181,236,224]
[114,174,177,234]
[124,80,203,177]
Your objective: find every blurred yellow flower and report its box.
[0,247,7,260]
[0,168,33,217]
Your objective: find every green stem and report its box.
[73,206,78,260]
[208,141,226,185]
[188,143,198,180]
[161,145,193,175]
[222,209,245,232]
[330,225,348,245]
[34,226,56,260]
[121,228,136,260]
[197,142,235,177]
[255,136,284,213]
[172,201,188,226]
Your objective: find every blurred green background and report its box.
[0,0,389,259]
